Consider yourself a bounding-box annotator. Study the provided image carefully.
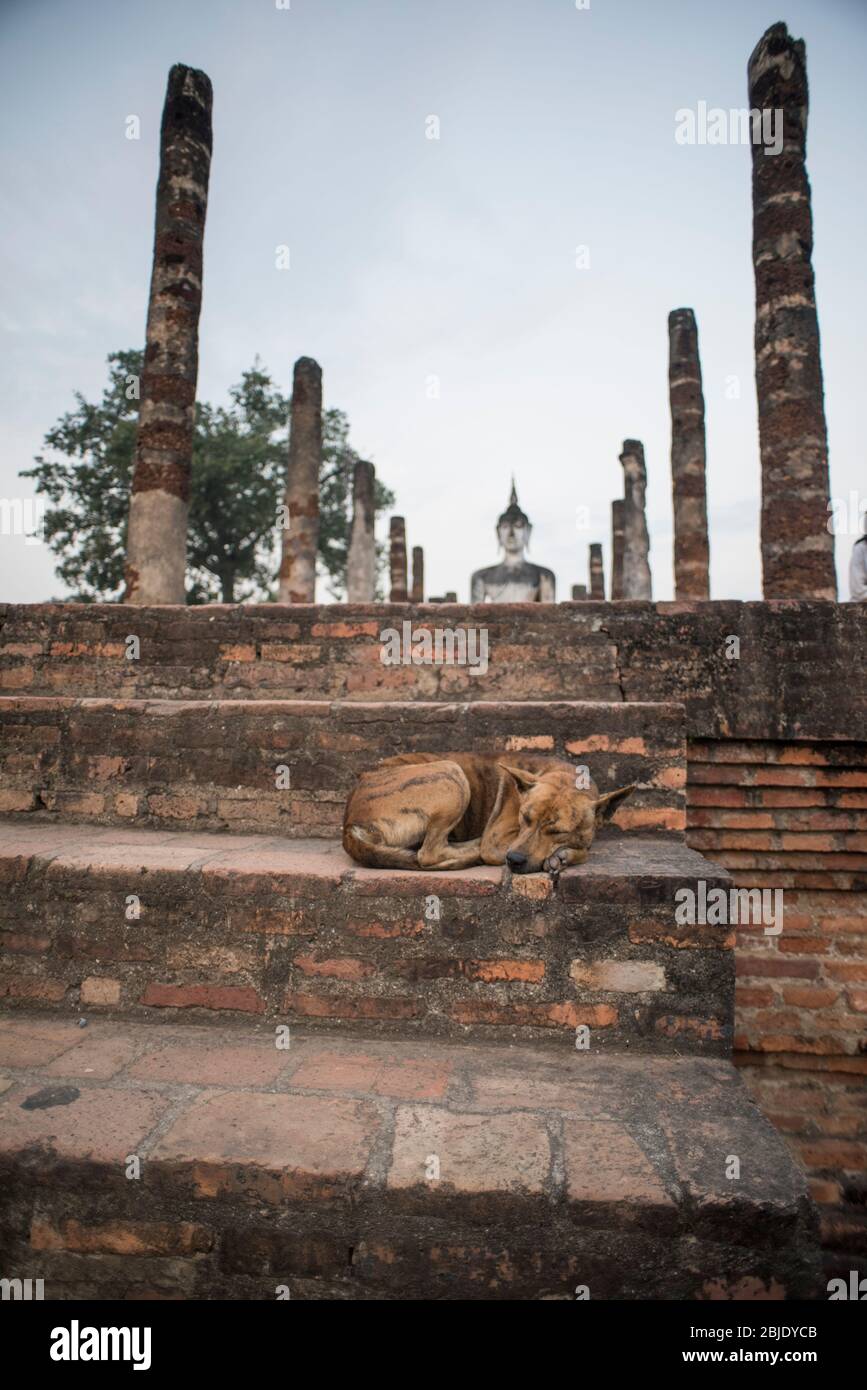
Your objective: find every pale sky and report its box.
[1,0,865,603]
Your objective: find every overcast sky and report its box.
[1,0,865,604]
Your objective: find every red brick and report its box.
[781,986,839,1009]
[571,960,665,992]
[293,955,377,980]
[753,1035,850,1056]
[151,1089,379,1202]
[826,963,867,982]
[736,956,819,980]
[284,991,422,1021]
[630,919,734,950]
[81,976,121,1006]
[0,1084,169,1165]
[310,621,380,638]
[0,790,36,812]
[654,1015,725,1041]
[0,974,67,1003]
[44,1032,140,1080]
[464,959,545,983]
[344,918,425,939]
[735,986,776,1008]
[447,1000,616,1030]
[686,789,750,811]
[819,917,867,935]
[794,1139,867,1170]
[219,644,255,661]
[562,1118,675,1209]
[777,936,829,955]
[387,1106,549,1197]
[0,932,51,953]
[31,1217,212,1256]
[291,1051,452,1101]
[808,1179,842,1204]
[129,1041,289,1086]
[140,984,265,1014]
[0,1021,84,1067]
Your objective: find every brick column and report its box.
[346,459,376,601]
[611,499,625,600]
[277,357,322,603]
[571,584,588,600]
[619,441,652,599]
[589,543,605,599]
[411,546,424,602]
[669,308,710,599]
[748,23,836,599]
[124,65,213,604]
[389,517,408,602]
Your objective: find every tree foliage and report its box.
[22,351,394,603]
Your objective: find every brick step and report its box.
[0,697,686,839]
[0,822,733,1052]
[0,603,624,702]
[3,600,863,745]
[0,1012,821,1300]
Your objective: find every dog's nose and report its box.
[506,851,528,871]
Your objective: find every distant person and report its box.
[850,512,867,601]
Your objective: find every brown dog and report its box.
[342,753,634,873]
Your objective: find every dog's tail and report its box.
[343,822,419,870]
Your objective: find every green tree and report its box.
[23,351,394,603]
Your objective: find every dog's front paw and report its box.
[544,847,570,876]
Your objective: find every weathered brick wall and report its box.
[0,825,732,1051]
[0,1017,819,1300]
[2,600,865,738]
[1,600,864,1264]
[686,738,867,1269]
[0,697,685,838]
[736,1062,866,1284]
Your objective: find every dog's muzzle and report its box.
[506,850,529,872]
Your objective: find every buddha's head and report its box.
[497,482,531,556]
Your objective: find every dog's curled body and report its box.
[343,752,634,873]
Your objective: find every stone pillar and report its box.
[619,440,652,599]
[669,308,710,599]
[611,499,625,600]
[346,459,376,602]
[411,546,424,602]
[277,357,322,603]
[389,517,408,601]
[124,65,213,604]
[571,584,588,600]
[589,543,605,599]
[748,23,836,599]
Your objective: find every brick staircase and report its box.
[0,604,823,1299]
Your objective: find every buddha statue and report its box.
[470,482,556,602]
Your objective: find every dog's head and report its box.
[498,764,635,873]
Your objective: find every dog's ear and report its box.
[498,762,541,793]
[594,784,635,825]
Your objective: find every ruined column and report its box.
[589,543,605,599]
[669,308,710,599]
[748,23,836,599]
[277,357,322,603]
[411,546,424,602]
[124,64,213,604]
[346,459,376,601]
[389,517,408,601]
[571,584,588,600]
[611,499,625,600]
[619,441,652,599]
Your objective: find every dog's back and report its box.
[376,751,571,840]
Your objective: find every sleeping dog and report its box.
[343,752,634,874]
